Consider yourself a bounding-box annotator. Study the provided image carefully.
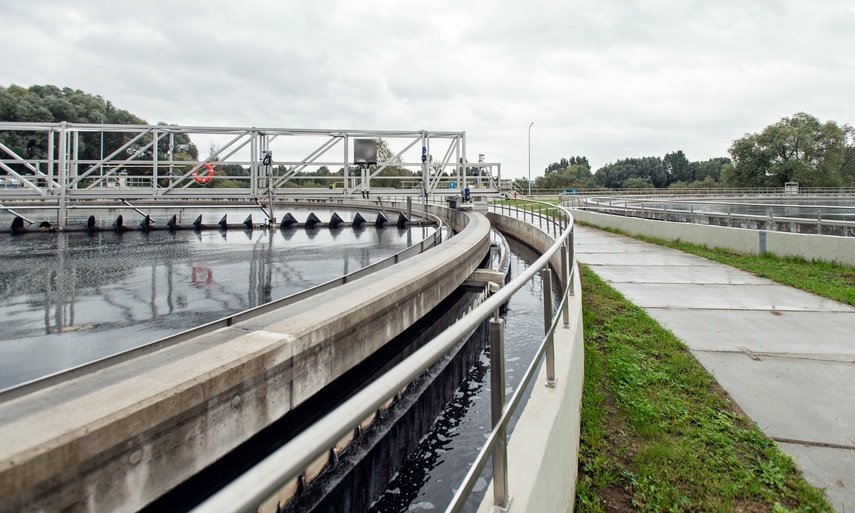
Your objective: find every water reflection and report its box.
[0,225,435,389]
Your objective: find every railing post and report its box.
[489,314,510,508]
[568,230,575,296]
[542,268,556,387]
[538,205,542,229]
[561,241,570,328]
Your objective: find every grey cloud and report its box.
[2,0,855,175]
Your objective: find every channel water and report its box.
[368,237,559,513]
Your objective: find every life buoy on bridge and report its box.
[193,163,215,185]
[191,266,213,287]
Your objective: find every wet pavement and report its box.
[574,225,855,512]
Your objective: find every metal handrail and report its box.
[570,196,855,235]
[580,196,855,211]
[533,186,855,197]
[191,199,576,513]
[0,209,445,401]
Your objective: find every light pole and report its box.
[528,122,534,196]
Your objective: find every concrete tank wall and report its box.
[573,209,855,266]
[480,212,585,513]
[0,208,491,512]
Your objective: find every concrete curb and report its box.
[573,209,855,266]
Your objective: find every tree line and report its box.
[534,112,855,191]
[528,152,731,191]
[0,84,199,165]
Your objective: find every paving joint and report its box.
[643,306,830,313]
[772,437,855,451]
[693,348,855,364]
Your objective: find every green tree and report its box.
[690,175,720,188]
[534,163,597,190]
[1,85,198,181]
[595,157,666,188]
[372,138,413,188]
[840,125,855,186]
[692,157,731,183]
[621,177,654,189]
[726,112,846,188]
[663,150,692,183]
[544,156,590,174]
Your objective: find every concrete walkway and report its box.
[574,225,855,512]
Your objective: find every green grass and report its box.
[575,266,833,512]
[579,223,855,308]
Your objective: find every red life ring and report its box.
[191,266,213,287]
[193,163,214,185]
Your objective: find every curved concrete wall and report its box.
[0,209,490,512]
[573,209,855,266]
[481,212,585,513]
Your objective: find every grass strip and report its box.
[575,265,832,512]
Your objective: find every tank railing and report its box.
[581,196,855,213]
[532,186,855,198]
[492,197,569,238]
[191,199,576,513]
[0,210,445,402]
[569,196,855,234]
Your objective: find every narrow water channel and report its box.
[369,237,561,513]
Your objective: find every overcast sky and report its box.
[3,0,854,179]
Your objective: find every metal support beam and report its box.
[0,123,500,218]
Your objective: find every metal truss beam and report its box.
[0,123,502,228]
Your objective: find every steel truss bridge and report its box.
[0,123,504,228]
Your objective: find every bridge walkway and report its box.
[574,225,855,511]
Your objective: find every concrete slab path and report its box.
[574,225,855,512]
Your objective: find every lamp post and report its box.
[528,122,534,196]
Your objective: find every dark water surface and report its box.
[369,237,560,513]
[0,224,436,389]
